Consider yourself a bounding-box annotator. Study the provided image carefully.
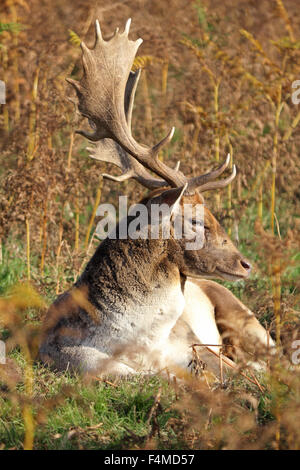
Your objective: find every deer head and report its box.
[67,19,251,282]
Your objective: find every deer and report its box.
[39,19,275,378]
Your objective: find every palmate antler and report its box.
[67,19,236,194]
[86,68,180,190]
[86,69,167,190]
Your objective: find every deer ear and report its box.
[150,183,188,216]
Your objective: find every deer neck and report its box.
[77,236,186,352]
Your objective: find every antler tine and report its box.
[174,161,181,172]
[187,154,231,191]
[101,172,134,184]
[88,138,167,190]
[67,19,186,189]
[196,164,236,193]
[123,18,132,36]
[95,20,102,42]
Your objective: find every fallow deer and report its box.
[39,19,274,377]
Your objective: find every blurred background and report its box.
[0,0,299,450]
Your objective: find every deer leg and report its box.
[189,279,275,368]
[178,279,275,371]
[39,342,138,375]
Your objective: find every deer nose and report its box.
[240,260,251,272]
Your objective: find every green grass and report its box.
[0,253,27,296]
[0,353,181,450]
[2,348,291,450]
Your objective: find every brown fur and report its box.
[39,188,269,374]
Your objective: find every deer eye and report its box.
[191,219,203,228]
[204,225,210,231]
[88,118,96,130]
[222,239,227,245]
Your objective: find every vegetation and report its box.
[0,0,299,450]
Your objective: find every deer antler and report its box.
[87,68,180,190]
[67,19,236,194]
[86,69,166,190]
[189,154,236,193]
[67,19,186,188]
[87,139,167,190]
